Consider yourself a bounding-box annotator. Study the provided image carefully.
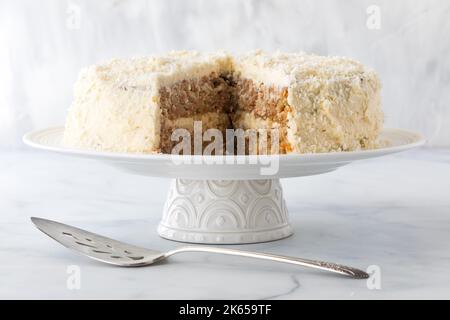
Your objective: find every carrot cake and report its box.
[63,50,383,154]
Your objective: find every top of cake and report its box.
[78,50,375,90]
[78,51,233,90]
[234,50,377,86]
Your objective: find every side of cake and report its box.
[63,51,383,154]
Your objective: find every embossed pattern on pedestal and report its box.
[158,179,293,244]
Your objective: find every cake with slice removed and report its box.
[63,50,383,154]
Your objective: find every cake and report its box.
[63,50,383,154]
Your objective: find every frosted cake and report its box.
[63,50,383,154]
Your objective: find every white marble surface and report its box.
[1,148,449,299]
[1,0,450,148]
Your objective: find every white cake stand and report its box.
[24,127,424,244]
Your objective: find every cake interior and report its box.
[158,72,292,155]
[158,72,232,154]
[232,77,292,154]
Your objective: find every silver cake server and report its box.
[30,217,369,279]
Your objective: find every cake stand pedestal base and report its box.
[157,179,293,244]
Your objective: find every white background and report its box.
[1,0,449,149]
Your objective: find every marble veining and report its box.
[0,148,449,299]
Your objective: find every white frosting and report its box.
[234,50,374,86]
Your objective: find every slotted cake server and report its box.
[31,217,369,279]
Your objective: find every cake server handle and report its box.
[165,246,369,279]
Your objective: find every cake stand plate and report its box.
[24,127,425,244]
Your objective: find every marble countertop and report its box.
[1,148,449,299]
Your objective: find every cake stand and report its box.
[24,127,425,244]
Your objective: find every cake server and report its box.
[30,217,369,279]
